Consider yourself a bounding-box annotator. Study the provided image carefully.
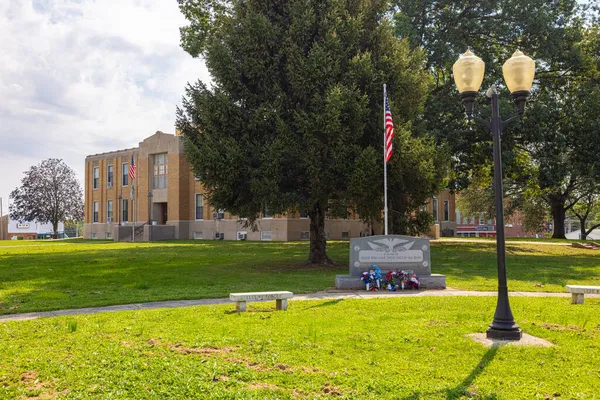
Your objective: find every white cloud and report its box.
[0,0,210,210]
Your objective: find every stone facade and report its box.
[84,131,457,241]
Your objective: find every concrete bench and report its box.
[229,291,294,312]
[566,285,600,304]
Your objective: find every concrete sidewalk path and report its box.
[1,288,598,323]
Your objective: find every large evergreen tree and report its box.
[176,0,442,263]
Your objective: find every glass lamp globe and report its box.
[452,49,485,93]
[502,50,535,93]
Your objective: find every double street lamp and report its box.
[452,49,536,340]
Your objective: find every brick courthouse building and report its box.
[84,131,457,241]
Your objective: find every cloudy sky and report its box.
[0,0,210,213]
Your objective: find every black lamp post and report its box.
[147,192,153,224]
[453,49,536,340]
[117,195,122,226]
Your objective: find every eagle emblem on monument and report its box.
[367,238,415,252]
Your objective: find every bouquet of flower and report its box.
[361,271,373,291]
[384,270,396,291]
[407,273,420,290]
[371,265,382,290]
[396,269,411,290]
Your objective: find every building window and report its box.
[195,194,204,220]
[261,231,272,241]
[479,214,485,225]
[299,210,308,218]
[153,153,168,189]
[194,231,203,240]
[122,199,128,222]
[432,198,438,222]
[91,233,97,239]
[456,210,461,224]
[107,165,114,188]
[444,200,449,221]
[342,231,349,239]
[107,200,113,222]
[122,163,129,186]
[300,231,309,240]
[93,201,99,223]
[93,167,99,189]
[105,232,112,240]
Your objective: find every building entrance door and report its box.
[161,203,168,224]
[153,202,168,224]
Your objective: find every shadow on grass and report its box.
[397,346,499,400]
[445,345,499,399]
[305,298,345,309]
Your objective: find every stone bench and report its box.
[566,285,600,304]
[229,291,294,312]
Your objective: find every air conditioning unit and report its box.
[213,212,225,220]
[215,232,224,240]
[238,232,247,240]
[107,217,112,223]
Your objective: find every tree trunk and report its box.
[550,202,566,239]
[308,204,332,264]
[52,220,59,239]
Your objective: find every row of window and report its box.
[191,231,350,240]
[193,194,308,221]
[93,163,130,190]
[92,194,311,223]
[431,199,450,222]
[92,153,168,190]
[92,199,129,223]
[455,210,493,225]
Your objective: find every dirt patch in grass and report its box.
[147,338,162,346]
[427,319,461,327]
[533,322,583,332]
[169,343,237,355]
[275,363,290,371]
[247,382,283,391]
[321,383,342,396]
[146,338,237,357]
[20,370,38,383]
[17,370,69,399]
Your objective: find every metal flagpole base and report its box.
[486,326,522,340]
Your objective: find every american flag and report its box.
[384,96,394,163]
[128,155,136,180]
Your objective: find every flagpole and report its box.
[131,155,135,243]
[132,177,135,242]
[383,84,388,236]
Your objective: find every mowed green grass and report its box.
[0,239,599,314]
[1,296,599,399]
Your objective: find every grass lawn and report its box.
[1,239,600,315]
[1,296,599,399]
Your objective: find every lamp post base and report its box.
[486,327,522,340]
